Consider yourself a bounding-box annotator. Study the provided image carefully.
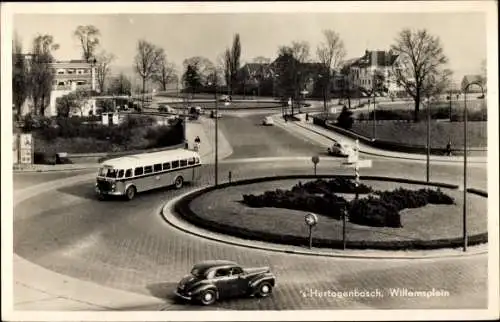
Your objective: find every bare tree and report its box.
[391,29,449,121]
[29,34,59,116]
[316,30,346,112]
[12,34,28,120]
[134,40,163,106]
[96,50,115,94]
[217,49,232,95]
[152,52,177,91]
[74,25,100,62]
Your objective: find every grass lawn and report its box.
[189,179,487,243]
[351,120,487,148]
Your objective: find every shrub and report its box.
[336,106,354,129]
[241,180,454,229]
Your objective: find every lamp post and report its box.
[425,96,431,182]
[462,81,484,252]
[209,79,219,187]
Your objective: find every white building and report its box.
[21,58,98,117]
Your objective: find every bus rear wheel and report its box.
[125,186,136,200]
[174,176,184,189]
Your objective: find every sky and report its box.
[13,11,487,83]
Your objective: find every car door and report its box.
[229,267,249,297]
[212,268,238,299]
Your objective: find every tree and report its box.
[12,34,28,120]
[108,73,132,95]
[183,56,215,88]
[134,40,164,106]
[252,56,271,97]
[152,52,177,91]
[390,29,449,122]
[182,64,202,97]
[29,34,59,116]
[277,41,311,115]
[74,25,100,62]
[229,34,241,96]
[56,88,90,117]
[96,50,115,94]
[316,30,346,112]
[336,106,354,129]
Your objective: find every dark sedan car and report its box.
[175,260,276,305]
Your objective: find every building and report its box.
[20,56,97,117]
[341,49,402,96]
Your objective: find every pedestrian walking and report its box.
[446,139,452,156]
[194,136,201,151]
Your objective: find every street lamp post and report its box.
[426,96,431,182]
[209,80,219,187]
[462,81,484,252]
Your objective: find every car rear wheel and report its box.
[199,289,216,305]
[257,282,273,297]
[174,176,184,189]
[125,186,136,201]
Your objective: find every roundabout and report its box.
[176,175,488,251]
[12,112,490,311]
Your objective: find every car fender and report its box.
[190,284,219,299]
[248,274,276,289]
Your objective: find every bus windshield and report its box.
[98,167,119,178]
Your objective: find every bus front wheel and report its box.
[174,176,184,189]
[125,186,136,200]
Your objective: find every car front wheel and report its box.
[257,282,273,297]
[199,289,217,305]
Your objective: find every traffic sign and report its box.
[342,159,372,168]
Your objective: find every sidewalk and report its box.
[275,114,487,164]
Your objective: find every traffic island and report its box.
[174,175,488,250]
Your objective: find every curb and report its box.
[162,178,488,260]
[286,118,487,164]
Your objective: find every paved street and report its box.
[13,113,489,310]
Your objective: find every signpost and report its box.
[304,213,318,249]
[311,155,320,176]
[19,133,34,165]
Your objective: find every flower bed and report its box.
[241,178,454,228]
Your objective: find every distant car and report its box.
[158,104,177,114]
[327,140,354,157]
[262,116,274,126]
[210,110,222,118]
[218,95,231,102]
[175,260,276,305]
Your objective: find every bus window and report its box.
[172,160,179,169]
[180,159,188,167]
[153,163,162,172]
[125,169,132,178]
[163,162,171,170]
[188,157,195,165]
[144,165,153,174]
[134,167,144,176]
[118,169,125,178]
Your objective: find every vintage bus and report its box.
[95,149,202,200]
